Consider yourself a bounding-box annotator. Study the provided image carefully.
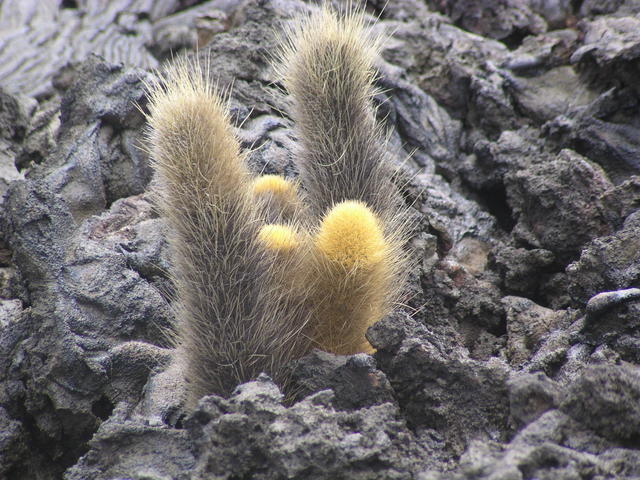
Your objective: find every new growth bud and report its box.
[258,224,300,252]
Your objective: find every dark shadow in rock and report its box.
[291,350,396,411]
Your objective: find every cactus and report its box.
[145,58,314,406]
[145,4,410,405]
[258,224,301,252]
[311,201,392,354]
[252,174,304,223]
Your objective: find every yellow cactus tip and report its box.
[258,224,300,252]
[252,175,295,196]
[315,200,386,269]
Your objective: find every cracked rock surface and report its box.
[1,0,640,479]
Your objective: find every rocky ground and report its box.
[1,0,640,478]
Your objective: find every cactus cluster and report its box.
[145,4,410,406]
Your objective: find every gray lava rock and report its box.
[567,210,640,305]
[561,363,640,442]
[14,95,59,171]
[601,177,640,227]
[292,350,397,411]
[46,56,152,220]
[424,363,640,479]
[424,0,547,44]
[0,88,31,197]
[65,405,195,480]
[186,377,428,480]
[585,288,640,320]
[529,0,573,28]
[544,88,640,184]
[572,16,640,96]
[503,296,570,367]
[508,372,560,430]
[428,410,614,479]
[461,127,543,195]
[0,406,27,479]
[505,148,614,261]
[581,291,640,364]
[2,143,170,479]
[508,64,595,124]
[503,28,578,75]
[149,4,231,61]
[579,0,640,17]
[491,246,556,296]
[369,313,511,455]
[380,12,512,131]
[378,67,463,169]
[0,0,203,98]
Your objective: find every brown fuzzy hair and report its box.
[275,4,411,353]
[144,58,314,407]
[144,3,411,406]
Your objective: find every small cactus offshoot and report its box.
[310,200,392,355]
[258,224,301,252]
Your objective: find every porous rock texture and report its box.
[1,0,640,479]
